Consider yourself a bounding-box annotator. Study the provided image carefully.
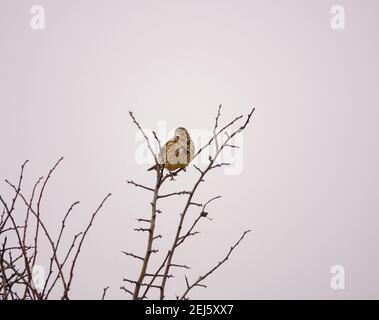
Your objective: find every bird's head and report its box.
[175,127,190,141]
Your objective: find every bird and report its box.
[147,127,195,172]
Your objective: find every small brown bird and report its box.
[148,127,195,172]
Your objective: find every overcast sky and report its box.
[1,0,379,299]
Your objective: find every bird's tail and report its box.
[147,164,161,171]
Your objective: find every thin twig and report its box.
[101,286,109,300]
[64,193,111,299]
[179,230,251,300]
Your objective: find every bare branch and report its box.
[122,251,144,261]
[214,104,222,131]
[152,130,162,151]
[224,144,239,149]
[179,230,251,300]
[126,180,154,192]
[140,251,171,300]
[33,157,64,268]
[101,286,109,300]
[127,111,167,300]
[210,162,231,170]
[170,263,191,270]
[133,228,151,233]
[157,190,191,199]
[129,111,159,165]
[120,286,133,296]
[64,193,112,299]
[193,165,204,175]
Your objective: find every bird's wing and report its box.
[170,141,190,165]
[158,137,178,164]
[159,136,194,166]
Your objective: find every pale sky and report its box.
[1,0,379,299]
